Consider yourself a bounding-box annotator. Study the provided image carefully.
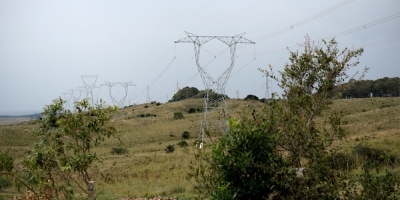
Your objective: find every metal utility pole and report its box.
[175,32,255,146]
[100,81,136,108]
[265,75,270,100]
[81,75,98,105]
[146,85,151,103]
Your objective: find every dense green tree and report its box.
[244,94,259,101]
[170,86,229,102]
[339,77,399,98]
[170,86,200,101]
[268,37,365,167]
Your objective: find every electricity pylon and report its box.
[70,88,86,103]
[81,75,98,105]
[175,32,255,146]
[62,91,73,111]
[100,81,136,108]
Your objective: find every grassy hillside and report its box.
[1,97,399,199]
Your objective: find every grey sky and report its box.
[1,0,399,115]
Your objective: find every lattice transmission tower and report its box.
[175,32,255,146]
[100,81,136,108]
[81,75,98,105]
[70,88,86,103]
[62,91,73,111]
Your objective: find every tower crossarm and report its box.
[100,81,136,108]
[175,32,255,46]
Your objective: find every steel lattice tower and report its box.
[100,81,136,108]
[81,75,98,105]
[70,88,86,103]
[175,32,255,146]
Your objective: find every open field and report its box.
[1,97,400,199]
[0,118,32,126]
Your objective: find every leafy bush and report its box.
[173,112,184,120]
[182,131,190,139]
[190,38,376,199]
[177,141,188,148]
[165,145,175,153]
[350,163,400,199]
[137,113,156,118]
[244,94,259,101]
[353,145,389,165]
[197,118,293,199]
[188,107,202,113]
[111,147,128,155]
[0,98,119,199]
[326,152,354,171]
[171,86,200,101]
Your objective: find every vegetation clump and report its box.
[137,113,157,118]
[181,131,190,139]
[165,145,175,153]
[177,141,188,148]
[0,98,118,199]
[173,112,184,120]
[187,107,202,114]
[111,147,128,155]
[243,94,259,101]
[190,37,400,199]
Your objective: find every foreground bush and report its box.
[0,98,118,199]
[189,37,400,199]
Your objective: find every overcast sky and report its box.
[1,0,399,115]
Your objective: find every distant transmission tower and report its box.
[62,91,73,110]
[70,88,85,103]
[175,32,255,146]
[100,81,136,108]
[81,75,98,105]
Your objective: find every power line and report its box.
[256,12,400,57]
[254,0,360,42]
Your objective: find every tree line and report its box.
[336,77,400,98]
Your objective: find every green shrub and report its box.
[165,145,175,153]
[192,117,293,199]
[111,147,128,155]
[182,131,190,139]
[173,112,184,120]
[353,145,387,164]
[326,152,354,170]
[137,113,156,118]
[0,176,12,191]
[352,163,400,199]
[188,108,197,113]
[244,94,259,101]
[177,141,188,148]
